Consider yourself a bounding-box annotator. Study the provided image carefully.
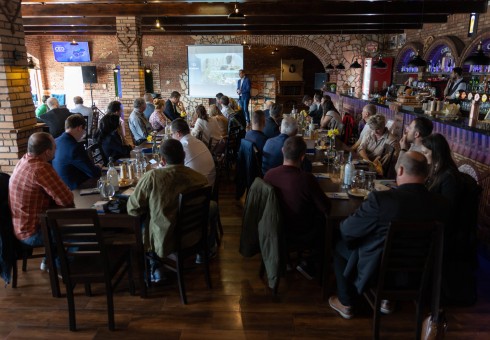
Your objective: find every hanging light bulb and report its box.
[70,39,78,46]
[155,19,161,28]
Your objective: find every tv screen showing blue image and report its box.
[52,41,91,62]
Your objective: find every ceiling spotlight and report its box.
[155,19,160,28]
[228,1,245,19]
[70,39,78,46]
[274,47,279,52]
[271,51,275,55]
[242,40,247,45]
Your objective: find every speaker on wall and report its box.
[81,66,98,83]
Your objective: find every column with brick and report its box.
[115,17,145,144]
[0,0,40,173]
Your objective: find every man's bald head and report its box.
[396,151,428,184]
[28,132,54,156]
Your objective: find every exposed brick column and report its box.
[115,17,145,144]
[0,0,40,173]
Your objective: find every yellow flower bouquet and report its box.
[327,128,340,139]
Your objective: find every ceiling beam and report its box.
[21,1,488,17]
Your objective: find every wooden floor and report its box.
[1,178,490,339]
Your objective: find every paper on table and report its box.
[313,173,330,179]
[312,162,323,166]
[325,192,349,199]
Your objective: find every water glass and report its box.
[98,177,115,200]
[365,171,377,191]
[351,170,366,190]
[334,152,345,170]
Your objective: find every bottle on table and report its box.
[343,152,353,187]
[107,157,119,192]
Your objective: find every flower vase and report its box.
[326,138,337,164]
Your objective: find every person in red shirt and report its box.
[9,132,74,247]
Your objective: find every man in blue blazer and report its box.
[237,69,251,125]
[262,116,297,175]
[52,114,101,190]
[329,152,449,319]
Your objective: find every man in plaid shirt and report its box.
[9,132,74,247]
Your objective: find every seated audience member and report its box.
[171,118,216,186]
[329,152,449,319]
[350,103,377,152]
[220,95,234,119]
[106,100,123,117]
[358,114,399,166]
[208,104,228,137]
[70,96,93,129]
[9,132,74,247]
[163,91,182,121]
[143,93,155,120]
[320,95,342,130]
[421,133,480,305]
[127,139,209,274]
[263,100,274,118]
[303,94,322,125]
[264,136,331,279]
[215,92,224,111]
[262,115,298,175]
[39,97,72,138]
[94,114,132,162]
[149,99,167,131]
[191,104,222,146]
[129,97,151,145]
[229,98,247,129]
[263,103,283,139]
[52,114,102,190]
[245,110,268,153]
[35,95,50,118]
[395,116,433,169]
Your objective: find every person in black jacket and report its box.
[39,97,71,138]
[94,114,132,162]
[263,103,283,139]
[163,91,182,121]
[329,152,449,319]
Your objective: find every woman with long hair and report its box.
[149,98,167,131]
[94,113,132,161]
[320,95,342,130]
[191,104,222,145]
[208,104,228,137]
[420,133,480,306]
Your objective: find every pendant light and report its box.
[463,41,490,65]
[350,59,362,69]
[373,54,387,69]
[325,63,335,70]
[407,50,427,67]
[336,62,345,70]
[228,1,245,19]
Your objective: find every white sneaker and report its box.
[40,258,47,271]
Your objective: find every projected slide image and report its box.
[188,45,243,98]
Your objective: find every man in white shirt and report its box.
[70,96,93,131]
[170,118,216,186]
[219,95,235,119]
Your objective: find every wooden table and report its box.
[73,186,147,298]
[310,151,364,301]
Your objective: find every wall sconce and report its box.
[113,66,119,73]
[145,66,152,74]
[70,39,79,46]
[27,57,35,69]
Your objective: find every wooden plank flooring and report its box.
[1,178,490,339]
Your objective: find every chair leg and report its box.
[127,254,136,296]
[66,285,77,331]
[106,285,115,331]
[415,300,423,340]
[12,260,18,288]
[84,283,92,296]
[373,298,381,340]
[176,256,187,305]
[204,253,212,290]
[22,251,28,272]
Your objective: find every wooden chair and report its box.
[224,125,243,176]
[160,186,212,305]
[42,209,134,331]
[211,166,224,246]
[87,142,107,166]
[210,137,227,175]
[363,220,444,340]
[380,144,396,178]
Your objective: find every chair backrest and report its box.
[226,125,243,157]
[87,142,107,166]
[380,144,396,178]
[44,209,109,283]
[174,186,212,254]
[375,220,443,311]
[236,139,262,199]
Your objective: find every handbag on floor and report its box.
[421,310,447,340]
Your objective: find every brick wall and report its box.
[0,0,40,173]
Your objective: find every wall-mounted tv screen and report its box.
[52,41,91,62]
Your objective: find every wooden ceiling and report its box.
[21,0,488,36]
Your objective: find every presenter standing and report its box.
[237,69,251,125]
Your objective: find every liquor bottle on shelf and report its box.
[428,61,433,73]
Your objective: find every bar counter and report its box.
[326,91,490,240]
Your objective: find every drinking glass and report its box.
[98,177,115,200]
[334,152,345,171]
[351,170,366,191]
[364,171,377,191]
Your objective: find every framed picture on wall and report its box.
[397,34,407,48]
[388,35,398,50]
